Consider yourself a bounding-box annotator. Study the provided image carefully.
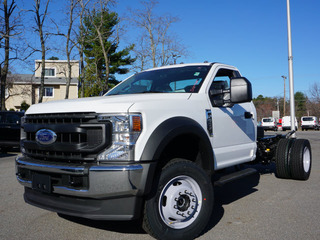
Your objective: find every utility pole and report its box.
[286,0,296,135]
[281,75,287,117]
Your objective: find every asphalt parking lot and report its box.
[0,131,319,240]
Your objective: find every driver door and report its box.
[208,68,256,170]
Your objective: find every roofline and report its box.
[142,62,216,72]
[35,60,79,63]
[12,82,78,86]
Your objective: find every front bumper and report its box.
[16,155,156,220]
[301,125,318,129]
[262,126,276,130]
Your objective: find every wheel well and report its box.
[157,134,213,175]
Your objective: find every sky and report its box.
[11,0,320,98]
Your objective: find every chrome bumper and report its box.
[16,155,154,199]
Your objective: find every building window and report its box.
[45,68,55,77]
[44,87,54,97]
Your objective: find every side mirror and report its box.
[230,77,252,103]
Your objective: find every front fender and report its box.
[140,117,214,168]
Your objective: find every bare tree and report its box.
[131,34,149,72]
[129,0,187,70]
[75,0,90,98]
[0,0,19,110]
[30,0,50,103]
[307,82,320,117]
[52,0,91,98]
[62,0,78,99]
[130,0,161,68]
[309,82,320,103]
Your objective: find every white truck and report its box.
[282,116,298,131]
[261,117,277,131]
[301,116,319,131]
[16,63,312,240]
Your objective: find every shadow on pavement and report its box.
[0,152,18,158]
[58,214,146,234]
[201,166,261,236]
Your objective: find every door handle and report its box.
[244,112,253,119]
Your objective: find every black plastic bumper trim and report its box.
[24,187,143,220]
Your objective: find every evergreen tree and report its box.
[83,9,134,96]
[295,91,307,119]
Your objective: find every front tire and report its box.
[143,159,213,240]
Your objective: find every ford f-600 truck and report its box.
[16,63,312,240]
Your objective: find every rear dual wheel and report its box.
[275,138,311,180]
[290,139,312,180]
[275,138,294,179]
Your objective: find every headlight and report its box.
[20,116,26,154]
[97,114,142,161]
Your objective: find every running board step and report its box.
[214,168,258,187]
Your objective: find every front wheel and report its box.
[143,159,213,240]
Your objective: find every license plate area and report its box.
[32,173,52,193]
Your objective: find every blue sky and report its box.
[12,0,320,98]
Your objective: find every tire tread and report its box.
[142,159,213,240]
[275,138,294,179]
[290,139,311,180]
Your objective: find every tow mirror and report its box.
[209,81,230,107]
[230,77,252,103]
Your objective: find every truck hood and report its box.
[26,93,190,115]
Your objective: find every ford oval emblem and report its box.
[35,129,57,145]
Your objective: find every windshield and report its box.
[302,117,314,121]
[106,65,211,96]
[263,119,273,122]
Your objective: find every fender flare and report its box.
[140,117,214,171]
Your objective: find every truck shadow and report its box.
[58,164,275,236]
[202,163,275,236]
[58,214,146,234]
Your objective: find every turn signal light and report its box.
[132,116,142,132]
